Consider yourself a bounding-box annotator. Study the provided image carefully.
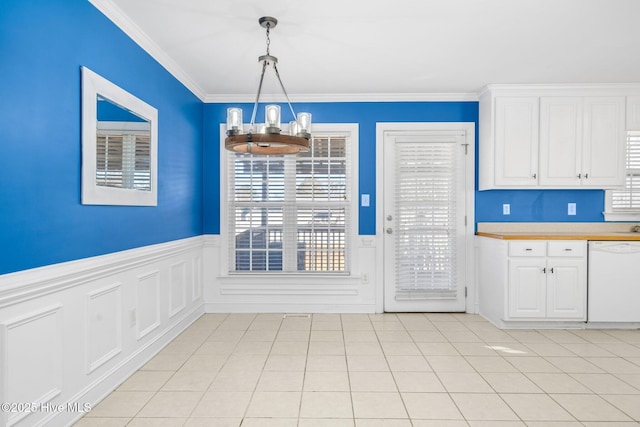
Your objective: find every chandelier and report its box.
[225,17,311,155]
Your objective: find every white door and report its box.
[381,127,470,312]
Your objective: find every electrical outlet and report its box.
[503,204,510,215]
[568,203,577,215]
[361,273,369,284]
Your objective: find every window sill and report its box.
[217,273,362,287]
[603,212,640,222]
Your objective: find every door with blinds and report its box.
[382,129,468,312]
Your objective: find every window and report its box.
[225,124,357,273]
[605,131,640,221]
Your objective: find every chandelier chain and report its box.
[265,23,271,56]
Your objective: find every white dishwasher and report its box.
[588,241,640,322]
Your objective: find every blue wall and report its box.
[204,101,479,235]
[0,0,203,275]
[475,189,605,222]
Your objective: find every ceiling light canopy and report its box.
[225,16,311,155]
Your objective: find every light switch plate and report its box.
[503,204,510,215]
[568,203,576,215]
[361,194,370,207]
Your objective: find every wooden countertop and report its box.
[476,231,640,241]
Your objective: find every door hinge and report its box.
[462,143,469,155]
[464,216,467,226]
[464,287,468,297]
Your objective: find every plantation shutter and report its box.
[228,132,351,273]
[394,137,460,300]
[229,156,286,271]
[609,131,640,211]
[96,134,124,187]
[96,131,151,190]
[133,135,151,190]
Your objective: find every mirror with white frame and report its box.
[81,66,158,205]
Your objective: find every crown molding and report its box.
[89,0,207,101]
[204,92,479,103]
[479,82,640,97]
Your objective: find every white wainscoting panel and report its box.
[192,256,202,302]
[0,236,204,427]
[136,270,160,340]
[86,283,122,373]
[203,234,379,313]
[169,261,186,318]
[1,305,62,427]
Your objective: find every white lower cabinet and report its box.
[478,237,586,326]
[508,257,546,318]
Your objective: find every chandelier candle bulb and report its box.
[265,105,281,133]
[297,112,312,138]
[226,108,243,136]
[289,120,299,136]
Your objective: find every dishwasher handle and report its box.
[589,241,640,254]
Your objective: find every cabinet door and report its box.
[494,97,539,186]
[508,258,546,318]
[546,258,586,320]
[581,97,625,188]
[539,97,583,186]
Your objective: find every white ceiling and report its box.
[97,0,640,102]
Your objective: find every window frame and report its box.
[219,123,360,277]
[604,131,640,221]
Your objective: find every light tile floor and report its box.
[75,313,640,426]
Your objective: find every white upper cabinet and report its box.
[539,96,625,188]
[582,97,626,187]
[494,97,539,186]
[479,91,539,189]
[479,85,629,190]
[539,97,583,186]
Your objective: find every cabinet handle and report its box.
[550,267,554,273]
[525,248,533,251]
[542,267,546,273]
[584,173,589,179]
[532,173,537,179]
[577,173,582,179]
[564,248,572,252]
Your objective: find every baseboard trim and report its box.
[204,302,376,314]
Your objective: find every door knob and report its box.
[386,228,393,234]
[386,215,393,221]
